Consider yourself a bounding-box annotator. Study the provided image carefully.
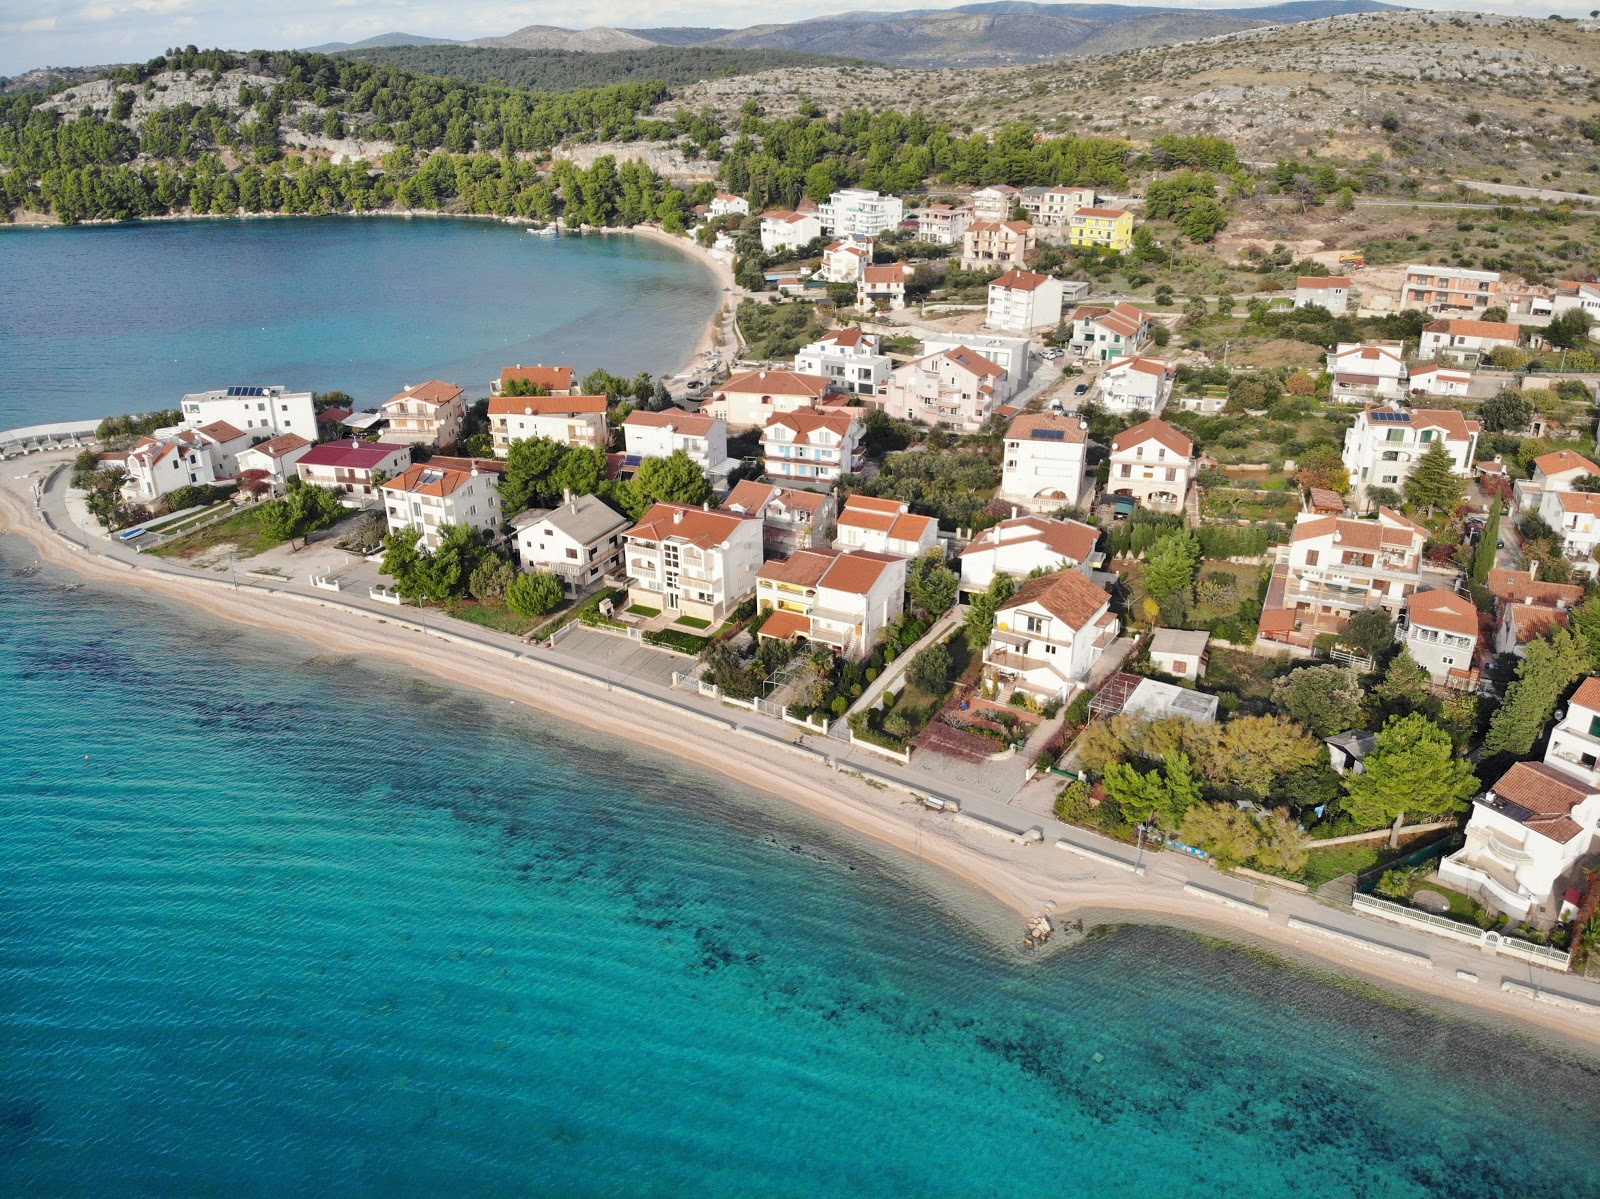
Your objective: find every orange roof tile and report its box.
[760,610,813,641]
[1424,319,1519,340]
[1533,449,1600,478]
[1487,568,1584,608]
[489,394,608,417]
[1006,412,1088,443]
[499,365,573,392]
[1000,569,1111,630]
[1111,417,1192,457]
[992,268,1050,292]
[628,502,755,550]
[1570,677,1600,711]
[1488,761,1591,844]
[961,516,1098,564]
[386,380,464,408]
[718,370,833,399]
[1407,588,1479,638]
[623,409,720,435]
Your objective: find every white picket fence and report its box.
[1352,893,1570,971]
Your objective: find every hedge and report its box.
[645,628,708,654]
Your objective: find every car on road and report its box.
[1073,383,1089,395]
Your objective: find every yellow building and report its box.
[1068,207,1134,254]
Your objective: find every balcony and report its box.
[1483,827,1535,866]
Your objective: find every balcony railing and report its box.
[1483,828,1535,865]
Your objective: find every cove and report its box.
[2,537,1599,1199]
[0,216,723,431]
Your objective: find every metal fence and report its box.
[1352,893,1571,971]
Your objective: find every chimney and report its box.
[563,488,573,506]
[1010,506,1018,520]
[672,509,684,525]
[1531,561,1540,582]
[702,501,711,512]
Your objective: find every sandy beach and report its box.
[4,466,1600,1052]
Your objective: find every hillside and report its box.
[301,32,456,53]
[338,45,859,93]
[473,26,660,53]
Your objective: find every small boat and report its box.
[528,226,557,237]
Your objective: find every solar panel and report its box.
[1370,411,1411,422]
[225,386,267,398]
[1031,429,1066,441]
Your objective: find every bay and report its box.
[2,537,1598,1198]
[0,216,723,430]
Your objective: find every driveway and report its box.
[553,625,687,690]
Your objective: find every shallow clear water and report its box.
[2,537,1598,1198]
[0,216,722,429]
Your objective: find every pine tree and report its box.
[1142,530,1200,621]
[1482,629,1591,757]
[1342,713,1478,830]
[1403,440,1465,516]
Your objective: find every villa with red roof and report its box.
[721,480,836,554]
[295,440,413,500]
[621,409,733,482]
[236,432,313,489]
[1098,356,1176,416]
[705,369,837,430]
[1513,450,1600,557]
[959,515,1100,594]
[881,345,1010,433]
[762,408,864,484]
[960,220,1034,271]
[1440,676,1600,925]
[793,328,894,396]
[755,547,907,660]
[982,570,1119,703]
[380,460,501,550]
[1488,566,1584,657]
[488,393,610,455]
[1326,342,1408,405]
[857,262,915,311]
[493,364,578,397]
[622,502,764,622]
[999,411,1089,511]
[1401,587,1482,687]
[1294,276,1352,315]
[1341,402,1480,512]
[1107,418,1195,513]
[119,422,249,504]
[833,495,939,559]
[379,380,467,449]
[820,236,873,284]
[1068,302,1152,360]
[1419,318,1520,364]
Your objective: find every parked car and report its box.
[1073,383,1089,395]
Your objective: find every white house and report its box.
[820,236,873,283]
[907,203,972,245]
[119,423,247,504]
[235,432,313,489]
[1149,628,1209,679]
[960,220,1034,272]
[858,262,914,311]
[1553,280,1600,327]
[986,269,1065,334]
[1294,276,1352,315]
[709,193,749,218]
[489,394,610,455]
[1539,491,1600,574]
[623,502,764,622]
[705,369,835,430]
[881,346,1010,434]
[970,185,1021,223]
[1488,566,1583,658]
[1512,449,1600,521]
[958,515,1099,594]
[380,380,468,449]
[762,408,865,485]
[1068,303,1152,361]
[1097,356,1176,416]
[999,411,1089,510]
[756,547,907,660]
[982,569,1119,702]
[1402,587,1480,687]
[1107,418,1196,513]
[1440,675,1600,924]
[759,210,823,255]
[295,439,413,502]
[834,495,938,558]
[1022,186,1095,228]
[720,479,836,554]
[512,491,630,596]
[793,328,894,397]
[1408,365,1473,398]
[1341,403,1480,512]
[1419,318,1520,364]
[922,331,1033,388]
[380,460,502,550]
[818,189,904,238]
[621,409,734,482]
[179,385,317,440]
[1327,342,1408,405]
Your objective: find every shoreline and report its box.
[4,471,1600,1054]
[1,207,733,390]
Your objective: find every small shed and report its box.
[1325,730,1377,776]
[1306,487,1344,516]
[1149,628,1210,679]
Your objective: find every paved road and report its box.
[1451,179,1600,207]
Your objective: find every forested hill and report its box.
[337,45,862,93]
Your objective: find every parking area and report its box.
[553,625,688,690]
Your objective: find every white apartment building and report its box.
[1295,275,1352,315]
[1512,449,1600,522]
[1401,264,1500,314]
[380,461,502,550]
[1419,319,1520,365]
[1441,676,1600,924]
[960,220,1034,272]
[380,380,468,449]
[759,210,824,255]
[720,480,836,554]
[820,236,873,283]
[705,369,835,429]
[1402,587,1480,686]
[999,412,1089,510]
[179,385,317,440]
[621,410,734,482]
[881,346,1010,434]
[1553,280,1600,326]
[623,502,764,622]
[1068,303,1152,361]
[793,328,895,397]
[970,185,1021,223]
[986,269,1065,334]
[1408,366,1473,398]
[1097,356,1176,416]
[762,408,865,485]
[1021,186,1095,228]
[959,516,1099,594]
[235,432,313,489]
[709,193,749,218]
[922,331,1033,388]
[1327,342,1408,405]
[907,203,972,245]
[818,189,905,238]
[1342,403,1480,512]
[858,263,914,311]
[512,491,630,596]
[488,394,609,455]
[834,495,938,558]
[1107,418,1195,513]
[119,422,248,503]
[756,547,908,660]
[983,569,1119,702]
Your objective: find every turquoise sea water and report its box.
[0,217,722,430]
[3,537,1600,1197]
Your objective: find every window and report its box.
[1305,550,1320,566]
[1386,429,1404,442]
[1588,714,1600,738]
[1043,644,1057,655]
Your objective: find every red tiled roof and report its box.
[1105,355,1174,379]
[961,516,1099,564]
[991,268,1050,292]
[1298,276,1351,289]
[1074,207,1128,219]
[380,461,482,499]
[1111,417,1191,457]
[245,432,312,459]
[760,609,813,641]
[1407,588,1478,638]
[941,346,1006,377]
[1504,604,1569,645]
[624,409,720,435]
[499,365,574,392]
[759,547,840,587]
[1570,677,1600,711]
[628,502,755,550]
[196,420,247,443]
[296,440,411,471]
[1533,449,1600,478]
[386,380,464,408]
[489,394,607,417]
[1489,761,1591,844]
[1423,319,1519,340]
[719,370,833,398]
[1487,568,1584,609]
[1006,412,1088,443]
[764,407,860,442]
[999,569,1111,630]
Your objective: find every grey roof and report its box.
[1150,628,1210,657]
[513,493,627,542]
[1325,730,1378,759]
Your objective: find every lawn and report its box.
[895,634,976,713]
[1298,843,1382,890]
[675,615,711,630]
[150,505,284,560]
[627,604,661,618]
[446,600,539,637]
